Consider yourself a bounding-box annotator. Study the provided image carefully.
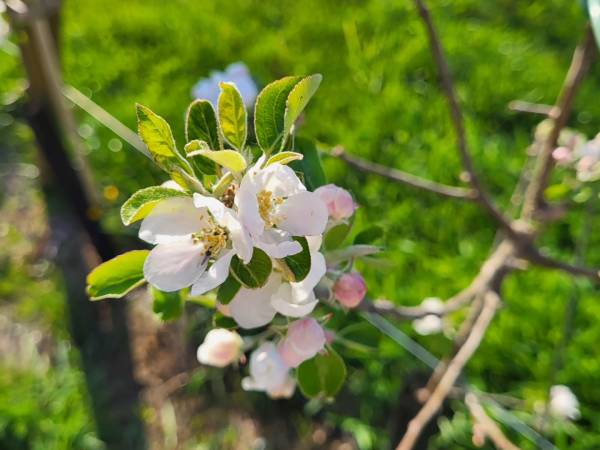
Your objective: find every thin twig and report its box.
[412,0,516,235]
[527,249,600,282]
[328,146,477,200]
[522,26,596,218]
[395,291,501,450]
[466,392,521,450]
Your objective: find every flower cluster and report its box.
[87,74,376,399]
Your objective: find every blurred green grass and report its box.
[2,0,600,448]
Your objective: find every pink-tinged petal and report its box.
[144,240,207,292]
[190,249,235,296]
[139,197,208,244]
[276,191,328,236]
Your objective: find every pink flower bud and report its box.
[552,146,572,165]
[333,272,367,308]
[278,318,326,368]
[314,184,357,221]
[197,328,243,367]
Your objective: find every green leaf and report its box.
[217,276,241,304]
[265,151,304,167]
[213,311,238,329]
[151,287,184,321]
[120,186,189,226]
[254,76,302,152]
[297,348,347,398]
[186,100,223,150]
[186,147,247,173]
[326,245,381,265]
[183,140,217,175]
[324,223,351,250]
[588,0,600,47]
[282,237,311,282]
[353,225,384,245]
[87,250,149,300]
[292,138,326,190]
[230,248,272,288]
[218,82,247,150]
[282,74,322,149]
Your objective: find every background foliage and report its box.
[2,0,600,448]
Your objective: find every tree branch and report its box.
[508,100,553,116]
[412,0,516,235]
[466,392,521,450]
[522,25,596,218]
[395,291,501,450]
[527,249,600,282]
[328,146,477,200]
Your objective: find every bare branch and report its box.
[328,146,477,200]
[527,249,600,282]
[395,291,501,450]
[522,26,596,218]
[508,100,553,116]
[412,0,516,235]
[466,392,521,450]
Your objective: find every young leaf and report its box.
[213,311,238,329]
[186,100,223,150]
[217,275,241,304]
[120,186,189,226]
[218,82,247,151]
[282,237,311,282]
[151,287,184,322]
[324,223,351,250]
[229,248,272,288]
[282,74,322,149]
[326,245,381,265]
[87,250,149,300]
[254,76,302,152]
[184,140,217,175]
[297,348,347,398]
[354,225,384,245]
[186,148,247,173]
[265,151,304,167]
[292,138,326,190]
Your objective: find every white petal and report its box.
[144,240,207,291]
[291,250,326,301]
[222,210,253,263]
[139,197,208,244]
[229,274,280,328]
[190,249,235,296]
[306,235,323,252]
[271,283,318,318]
[236,171,264,237]
[193,193,226,222]
[254,164,305,197]
[276,191,328,236]
[255,229,302,258]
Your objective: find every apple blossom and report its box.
[140,194,252,294]
[333,272,367,308]
[236,157,328,258]
[549,385,580,421]
[552,146,572,165]
[241,342,295,398]
[278,318,326,368]
[314,184,357,221]
[197,328,243,367]
[412,298,444,335]
[228,274,280,329]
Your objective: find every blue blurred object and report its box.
[191,62,258,109]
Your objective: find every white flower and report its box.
[550,385,580,420]
[191,62,258,108]
[278,318,326,368]
[236,157,328,259]
[140,194,252,294]
[197,328,243,367]
[270,236,325,318]
[228,273,280,329]
[242,342,295,398]
[412,298,444,336]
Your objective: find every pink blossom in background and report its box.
[278,318,326,368]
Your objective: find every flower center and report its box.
[193,224,229,256]
[257,190,284,227]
